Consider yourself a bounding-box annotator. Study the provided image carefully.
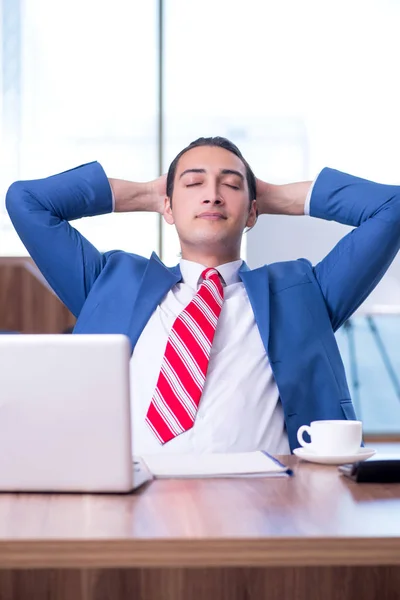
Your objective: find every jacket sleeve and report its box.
[6,161,113,318]
[308,167,400,331]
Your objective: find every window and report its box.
[0,0,159,256]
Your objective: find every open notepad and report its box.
[141,451,293,479]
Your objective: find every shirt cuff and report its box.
[304,182,314,215]
[110,185,115,211]
[304,173,321,215]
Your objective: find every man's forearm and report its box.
[109,179,159,213]
[257,181,312,216]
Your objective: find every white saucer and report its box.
[293,447,376,465]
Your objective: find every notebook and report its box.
[141,451,293,478]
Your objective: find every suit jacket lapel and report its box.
[239,262,270,354]
[128,252,181,349]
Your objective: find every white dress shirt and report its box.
[113,176,314,455]
[130,259,291,455]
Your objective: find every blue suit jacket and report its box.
[6,163,400,451]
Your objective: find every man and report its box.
[6,137,400,454]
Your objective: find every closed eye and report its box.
[186,182,239,189]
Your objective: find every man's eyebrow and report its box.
[179,168,206,179]
[179,168,245,180]
[220,169,245,180]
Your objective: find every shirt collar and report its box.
[179,259,243,290]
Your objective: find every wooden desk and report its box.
[0,455,399,600]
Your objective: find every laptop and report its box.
[0,334,152,492]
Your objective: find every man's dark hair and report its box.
[166,136,257,207]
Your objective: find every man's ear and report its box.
[245,199,258,229]
[163,196,175,225]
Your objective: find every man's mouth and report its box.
[197,212,227,220]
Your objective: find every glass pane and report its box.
[0,0,158,256]
[336,316,400,434]
[162,0,311,264]
[163,0,400,264]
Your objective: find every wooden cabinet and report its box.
[0,258,75,333]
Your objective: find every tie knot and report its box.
[201,268,224,297]
[202,267,220,282]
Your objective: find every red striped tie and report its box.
[146,268,224,444]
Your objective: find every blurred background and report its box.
[1,0,400,437]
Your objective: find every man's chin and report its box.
[181,233,236,248]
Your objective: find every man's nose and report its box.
[202,181,223,204]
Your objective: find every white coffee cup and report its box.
[296,420,362,456]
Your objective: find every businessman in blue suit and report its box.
[6,137,400,454]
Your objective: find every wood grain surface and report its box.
[0,258,75,333]
[0,567,399,600]
[0,456,399,569]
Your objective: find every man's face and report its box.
[163,145,257,254]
